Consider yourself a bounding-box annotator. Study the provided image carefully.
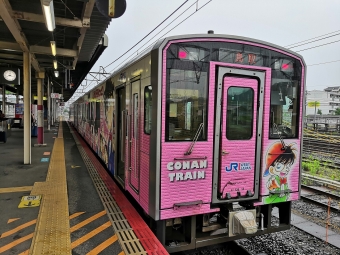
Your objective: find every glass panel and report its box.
[95,102,100,130]
[166,41,302,139]
[144,86,152,135]
[269,55,301,139]
[226,87,254,140]
[133,93,138,138]
[185,102,192,130]
[177,45,210,62]
[166,69,207,141]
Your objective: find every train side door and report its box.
[116,87,126,183]
[213,67,264,203]
[129,79,141,192]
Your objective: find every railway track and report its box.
[301,184,340,212]
[302,134,340,171]
[173,241,252,255]
[303,138,340,155]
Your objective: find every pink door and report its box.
[219,76,259,199]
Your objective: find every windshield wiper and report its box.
[274,123,286,150]
[184,123,204,155]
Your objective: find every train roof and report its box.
[74,33,306,104]
[112,33,306,77]
[154,33,305,64]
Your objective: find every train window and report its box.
[133,94,138,138]
[269,56,301,139]
[144,86,152,135]
[95,102,100,130]
[177,46,210,62]
[270,79,300,138]
[226,87,254,140]
[166,69,207,141]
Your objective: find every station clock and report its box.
[0,67,20,85]
[3,70,17,81]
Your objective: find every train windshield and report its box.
[165,41,302,140]
[166,69,208,141]
[269,54,301,139]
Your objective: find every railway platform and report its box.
[0,121,168,255]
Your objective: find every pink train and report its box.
[70,32,306,252]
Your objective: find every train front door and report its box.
[213,67,264,203]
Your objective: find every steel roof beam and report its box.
[0,53,23,60]
[0,0,41,71]
[0,41,21,51]
[30,45,77,57]
[0,59,23,64]
[12,11,84,28]
[72,0,95,69]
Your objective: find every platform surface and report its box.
[0,121,166,255]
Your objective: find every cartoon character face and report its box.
[264,141,296,178]
[269,161,291,177]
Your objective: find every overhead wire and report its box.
[80,0,213,94]
[130,0,212,65]
[76,0,192,94]
[287,32,340,49]
[106,0,200,75]
[105,0,213,78]
[284,30,340,47]
[159,0,212,40]
[308,59,340,66]
[295,39,340,52]
[59,0,76,18]
[81,2,340,99]
[103,0,190,69]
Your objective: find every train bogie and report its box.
[71,33,306,252]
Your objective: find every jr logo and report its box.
[226,162,252,172]
[226,163,238,172]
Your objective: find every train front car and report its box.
[149,35,306,252]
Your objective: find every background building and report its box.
[306,86,340,115]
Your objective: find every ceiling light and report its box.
[53,60,58,69]
[54,71,59,77]
[42,0,56,31]
[50,41,56,56]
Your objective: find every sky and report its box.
[78,0,340,97]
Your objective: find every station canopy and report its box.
[0,0,126,102]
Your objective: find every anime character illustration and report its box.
[263,141,297,204]
[103,79,115,173]
[100,134,109,166]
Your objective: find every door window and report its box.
[226,87,254,140]
[166,69,208,141]
[144,86,152,134]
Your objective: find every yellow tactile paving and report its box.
[0,186,33,193]
[28,123,71,255]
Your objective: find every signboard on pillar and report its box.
[51,93,61,99]
[38,107,43,125]
[15,104,24,119]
